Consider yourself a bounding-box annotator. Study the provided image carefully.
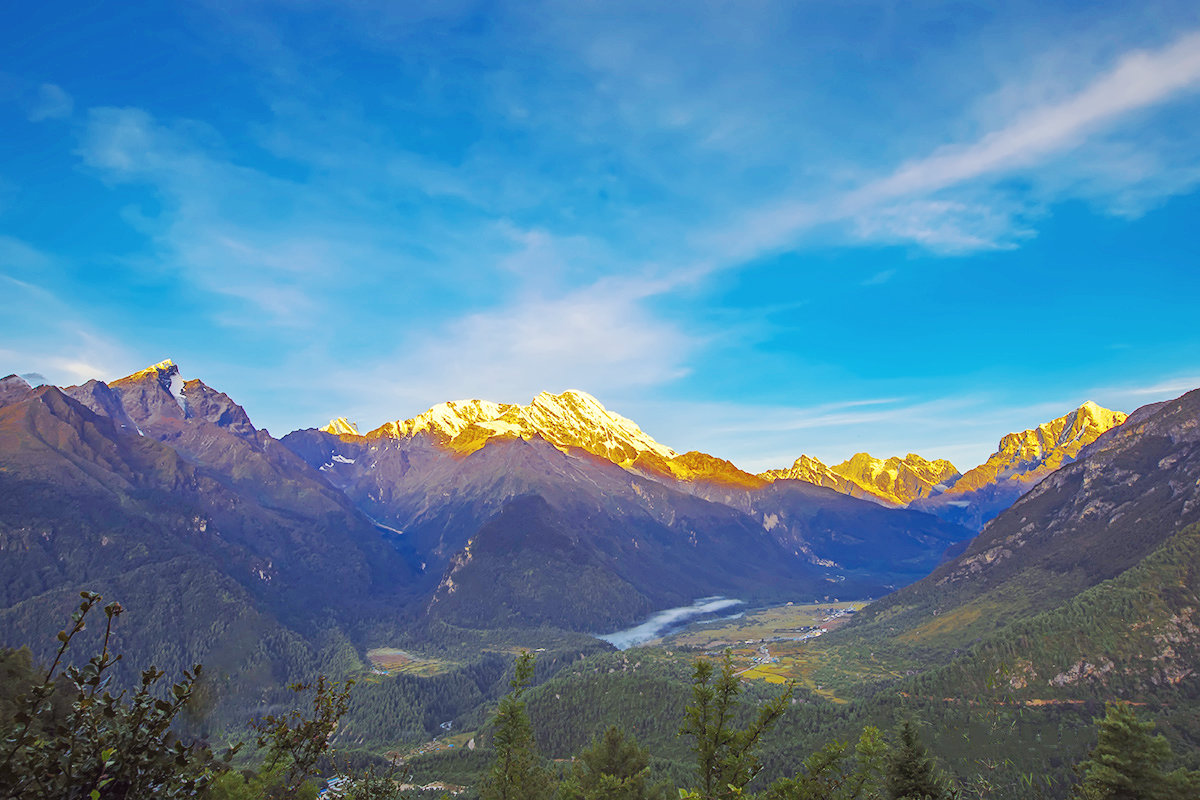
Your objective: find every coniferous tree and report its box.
[559,725,668,800]
[481,651,555,800]
[1071,702,1200,800]
[764,726,887,800]
[884,720,952,800]
[679,650,792,800]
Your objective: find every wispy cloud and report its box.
[858,32,1200,202]
[27,83,73,121]
[708,29,1200,261]
[10,3,1196,448]
[1090,375,1200,403]
[321,277,696,427]
[0,266,137,385]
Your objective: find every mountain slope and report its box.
[0,365,419,703]
[287,390,977,625]
[840,388,1200,659]
[283,426,853,630]
[911,401,1127,529]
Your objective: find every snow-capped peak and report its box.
[321,417,361,436]
[117,359,187,411]
[334,390,677,465]
[124,359,177,382]
[379,398,507,440]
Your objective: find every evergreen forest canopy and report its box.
[3,597,1198,800]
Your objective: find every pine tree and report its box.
[1071,701,1200,800]
[764,726,887,800]
[481,651,554,800]
[679,650,792,800]
[560,725,667,800]
[884,720,951,800]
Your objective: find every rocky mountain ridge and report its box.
[322,390,677,465]
[844,388,1200,656]
[759,452,961,506]
[911,401,1127,528]
[325,390,1124,528]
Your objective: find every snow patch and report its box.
[168,372,187,412]
[331,454,356,464]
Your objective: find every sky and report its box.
[2,1,1199,472]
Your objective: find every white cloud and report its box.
[0,268,138,386]
[859,270,895,287]
[324,277,695,426]
[858,32,1200,203]
[28,83,73,121]
[708,30,1200,262]
[1090,375,1200,404]
[852,200,1036,254]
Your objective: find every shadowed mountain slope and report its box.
[283,428,853,630]
[0,368,418,700]
[839,388,1200,659]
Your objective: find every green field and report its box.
[365,648,456,676]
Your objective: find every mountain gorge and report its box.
[0,367,980,671]
[286,388,981,618]
[0,364,1134,663]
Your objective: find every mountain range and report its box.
[0,362,1150,703]
[756,401,1126,529]
[499,385,1200,796]
[0,365,974,660]
[5,357,1200,796]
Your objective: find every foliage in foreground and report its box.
[0,592,229,800]
[5,595,1200,800]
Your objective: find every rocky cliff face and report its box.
[948,401,1125,494]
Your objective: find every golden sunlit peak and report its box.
[122,359,178,381]
[321,417,361,437]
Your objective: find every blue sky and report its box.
[2,1,1199,471]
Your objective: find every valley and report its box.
[2,364,1199,798]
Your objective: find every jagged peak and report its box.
[113,359,187,413]
[121,359,178,381]
[759,448,959,507]
[0,374,36,408]
[944,401,1128,498]
[997,402,1127,456]
[321,417,361,436]
[338,389,676,463]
